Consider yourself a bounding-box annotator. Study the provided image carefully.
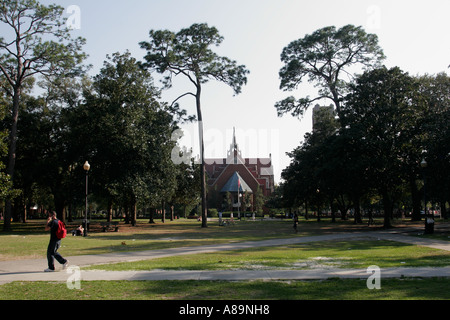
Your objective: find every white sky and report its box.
[8,0,450,182]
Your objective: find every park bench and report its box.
[101,221,119,232]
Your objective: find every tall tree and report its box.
[0,0,87,230]
[69,52,177,225]
[140,23,249,227]
[276,24,385,122]
[0,79,18,205]
[171,153,200,219]
[417,73,450,219]
[281,112,341,222]
[343,67,422,228]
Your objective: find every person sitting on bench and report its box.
[72,225,84,236]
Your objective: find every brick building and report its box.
[205,128,275,213]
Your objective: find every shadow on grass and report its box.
[136,278,450,300]
[2,278,450,300]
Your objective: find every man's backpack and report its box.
[56,220,67,239]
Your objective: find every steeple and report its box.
[227,127,243,164]
[233,127,237,150]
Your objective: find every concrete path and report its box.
[1,267,450,284]
[1,226,449,285]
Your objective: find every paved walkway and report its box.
[1,226,449,285]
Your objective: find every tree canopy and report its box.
[140,23,249,227]
[281,67,450,227]
[0,0,88,230]
[0,3,448,232]
[276,24,385,120]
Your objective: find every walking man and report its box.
[44,211,69,272]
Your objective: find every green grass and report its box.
[3,217,447,261]
[86,240,450,271]
[0,219,306,260]
[1,218,449,301]
[1,278,449,300]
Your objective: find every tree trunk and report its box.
[353,196,362,224]
[107,199,112,222]
[12,199,20,222]
[3,86,21,231]
[330,201,336,223]
[440,200,447,220]
[317,203,321,222]
[22,196,27,223]
[124,205,130,224]
[196,85,208,228]
[336,195,350,220]
[148,207,155,224]
[304,200,308,220]
[382,190,393,229]
[131,201,137,226]
[161,200,165,223]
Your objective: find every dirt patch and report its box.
[291,257,352,269]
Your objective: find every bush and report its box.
[208,208,218,217]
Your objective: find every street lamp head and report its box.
[83,161,91,171]
[420,158,427,168]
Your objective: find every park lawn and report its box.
[0,232,231,261]
[2,218,443,261]
[0,219,299,260]
[86,240,450,271]
[1,219,449,301]
[1,278,449,300]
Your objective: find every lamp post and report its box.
[316,189,321,222]
[238,193,242,220]
[83,161,90,237]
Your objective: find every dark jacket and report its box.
[47,219,61,242]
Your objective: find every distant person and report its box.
[72,225,84,236]
[44,211,69,272]
[293,213,299,233]
[368,209,374,226]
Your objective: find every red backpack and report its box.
[56,220,67,239]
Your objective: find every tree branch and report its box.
[170,92,196,108]
[0,64,15,87]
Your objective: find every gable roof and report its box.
[220,172,253,193]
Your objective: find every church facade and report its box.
[204,129,275,213]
